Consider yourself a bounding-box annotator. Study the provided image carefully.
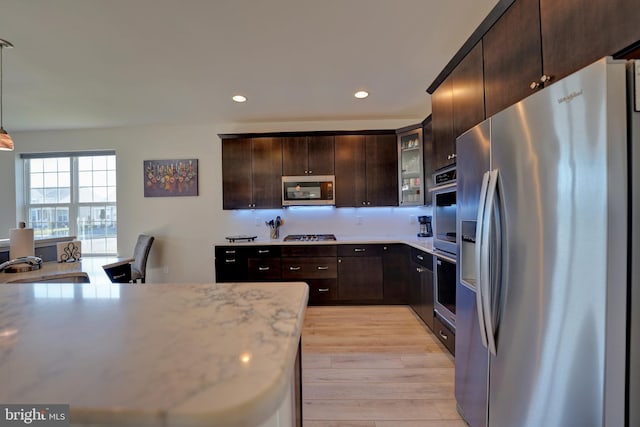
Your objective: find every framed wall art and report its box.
[144,159,198,197]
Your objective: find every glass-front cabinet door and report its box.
[397,125,424,206]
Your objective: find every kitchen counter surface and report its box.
[215,235,435,254]
[0,281,309,427]
[0,258,128,284]
[0,235,76,251]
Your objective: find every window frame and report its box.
[21,151,117,256]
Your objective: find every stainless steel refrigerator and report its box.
[455,57,640,427]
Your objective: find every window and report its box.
[22,151,117,255]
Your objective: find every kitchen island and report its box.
[0,281,308,427]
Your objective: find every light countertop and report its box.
[0,282,309,426]
[0,236,77,251]
[214,235,435,254]
[0,258,129,285]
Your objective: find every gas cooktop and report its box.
[283,234,337,242]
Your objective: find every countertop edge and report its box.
[185,282,308,427]
[214,236,435,255]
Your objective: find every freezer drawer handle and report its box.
[289,266,301,271]
[439,330,449,340]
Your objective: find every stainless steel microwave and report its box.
[282,175,335,206]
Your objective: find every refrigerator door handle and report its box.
[482,169,499,356]
[475,170,491,350]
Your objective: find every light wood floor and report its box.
[301,305,466,427]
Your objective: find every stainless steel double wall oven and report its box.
[431,165,457,329]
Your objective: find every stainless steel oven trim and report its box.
[282,175,335,206]
[432,183,458,255]
[434,252,456,329]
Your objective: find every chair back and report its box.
[131,234,154,282]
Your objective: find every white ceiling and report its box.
[0,0,497,132]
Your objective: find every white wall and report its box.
[4,118,431,283]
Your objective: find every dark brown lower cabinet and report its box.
[434,312,455,355]
[281,245,338,305]
[338,256,383,301]
[215,244,433,309]
[382,244,410,304]
[409,249,434,330]
[214,246,248,282]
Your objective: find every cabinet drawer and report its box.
[248,258,281,280]
[247,246,281,258]
[411,248,433,269]
[281,245,337,257]
[434,314,455,355]
[282,257,337,279]
[338,244,383,257]
[307,279,338,305]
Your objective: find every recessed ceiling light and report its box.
[232,95,247,103]
[354,91,369,99]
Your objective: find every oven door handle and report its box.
[475,171,491,351]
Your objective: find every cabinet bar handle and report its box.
[289,266,301,271]
[258,250,270,254]
[439,330,449,340]
[417,254,424,260]
[225,259,236,263]
[354,248,366,252]
[317,266,329,270]
[225,250,236,254]
[318,288,330,292]
[258,266,270,271]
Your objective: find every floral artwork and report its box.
[144,159,198,197]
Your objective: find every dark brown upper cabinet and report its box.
[431,76,455,173]
[431,41,485,173]
[451,41,486,142]
[222,137,283,209]
[483,0,542,117]
[282,135,334,176]
[540,0,640,84]
[334,134,398,207]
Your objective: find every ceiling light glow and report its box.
[232,95,247,103]
[354,91,369,99]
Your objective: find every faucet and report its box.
[0,256,43,272]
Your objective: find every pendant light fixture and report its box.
[0,38,14,151]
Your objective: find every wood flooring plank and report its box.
[302,305,463,425]
[303,368,455,384]
[375,421,467,427]
[304,422,375,427]
[303,399,447,421]
[303,382,454,400]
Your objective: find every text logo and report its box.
[557,89,584,104]
[0,405,69,426]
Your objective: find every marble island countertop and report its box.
[0,282,309,426]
